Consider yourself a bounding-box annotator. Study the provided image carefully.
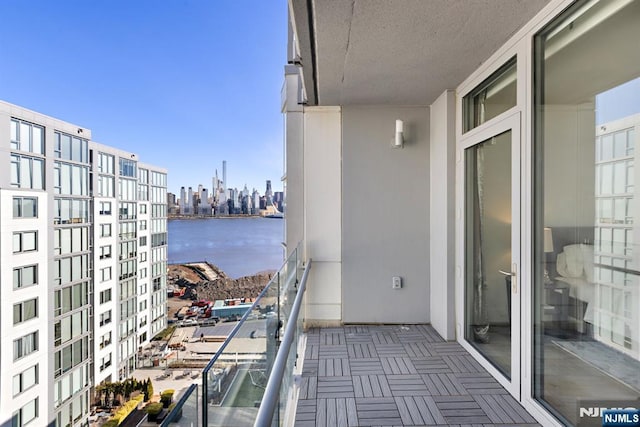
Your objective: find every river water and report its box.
[167,217,284,278]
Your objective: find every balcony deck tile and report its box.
[295,325,539,426]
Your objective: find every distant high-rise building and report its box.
[265,180,273,205]
[179,186,186,214]
[168,192,179,215]
[274,191,284,212]
[198,188,211,215]
[252,189,261,215]
[186,187,193,215]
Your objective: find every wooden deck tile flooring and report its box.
[295,325,539,427]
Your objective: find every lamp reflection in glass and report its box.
[544,227,554,284]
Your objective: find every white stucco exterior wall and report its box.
[303,107,342,323]
[341,106,430,324]
[282,66,304,254]
[429,90,457,340]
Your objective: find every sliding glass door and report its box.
[533,0,640,424]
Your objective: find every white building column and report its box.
[429,90,456,340]
[303,107,342,325]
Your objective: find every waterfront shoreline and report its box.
[168,214,263,220]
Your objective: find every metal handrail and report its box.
[254,259,312,427]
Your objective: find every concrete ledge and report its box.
[303,319,342,330]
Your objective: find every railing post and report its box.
[201,368,207,426]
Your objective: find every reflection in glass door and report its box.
[465,130,514,378]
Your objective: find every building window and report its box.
[54,131,88,163]
[13,231,37,253]
[13,365,38,397]
[97,153,115,174]
[99,245,112,260]
[140,300,147,311]
[10,154,44,190]
[13,197,38,218]
[139,220,147,230]
[54,227,89,255]
[54,282,88,317]
[13,265,38,289]
[463,57,517,133]
[139,236,147,247]
[100,289,112,304]
[118,202,137,220]
[151,232,167,247]
[139,203,147,214]
[54,254,90,286]
[100,353,112,371]
[140,252,147,263]
[13,298,38,325]
[119,158,136,177]
[13,331,38,361]
[12,397,38,426]
[11,119,44,154]
[98,175,115,197]
[100,332,112,349]
[53,162,89,195]
[100,267,112,282]
[53,198,89,225]
[53,337,88,378]
[99,201,112,215]
[99,310,112,327]
[100,223,112,237]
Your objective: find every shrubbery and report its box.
[160,389,175,408]
[108,394,144,425]
[146,402,164,421]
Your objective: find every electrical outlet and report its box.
[392,276,402,289]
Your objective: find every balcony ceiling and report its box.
[290,0,550,106]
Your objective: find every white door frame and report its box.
[455,111,522,399]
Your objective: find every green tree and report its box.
[145,378,154,402]
[112,381,125,406]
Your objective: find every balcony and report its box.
[159,246,538,426]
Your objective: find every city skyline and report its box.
[0,1,287,196]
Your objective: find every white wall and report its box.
[283,67,304,254]
[429,91,456,339]
[303,107,342,323]
[342,106,430,323]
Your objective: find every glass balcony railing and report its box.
[161,243,310,427]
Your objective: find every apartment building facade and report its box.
[0,101,167,427]
[284,0,640,425]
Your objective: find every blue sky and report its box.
[0,0,287,195]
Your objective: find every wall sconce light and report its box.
[392,119,404,149]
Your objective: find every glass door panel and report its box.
[533,0,640,424]
[465,130,514,378]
